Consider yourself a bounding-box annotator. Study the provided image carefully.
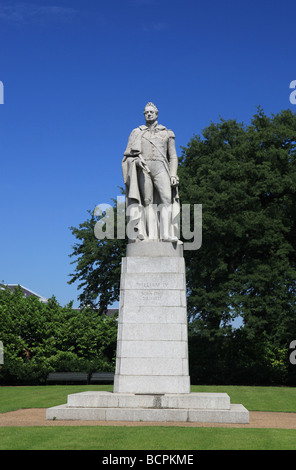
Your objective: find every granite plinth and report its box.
[46,391,249,423]
[114,244,190,394]
[126,240,183,257]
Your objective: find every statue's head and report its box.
[143,102,158,123]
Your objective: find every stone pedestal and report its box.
[46,391,249,423]
[114,242,190,394]
[46,241,249,424]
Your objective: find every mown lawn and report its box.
[1,384,296,450]
[1,426,296,450]
[0,384,113,413]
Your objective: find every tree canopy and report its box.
[179,108,296,341]
[68,199,126,312]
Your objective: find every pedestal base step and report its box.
[46,392,249,424]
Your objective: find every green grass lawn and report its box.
[1,384,296,450]
[1,426,296,450]
[0,384,113,413]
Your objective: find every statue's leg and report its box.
[138,168,158,239]
[152,164,178,242]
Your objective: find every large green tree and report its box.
[68,198,126,312]
[179,108,296,346]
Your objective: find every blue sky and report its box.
[0,0,295,308]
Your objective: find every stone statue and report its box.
[122,102,180,242]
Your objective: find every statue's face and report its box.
[144,106,158,123]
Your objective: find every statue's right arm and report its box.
[124,128,140,157]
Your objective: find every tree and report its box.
[68,197,126,312]
[179,108,296,351]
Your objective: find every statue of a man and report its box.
[122,103,180,242]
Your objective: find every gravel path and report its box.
[1,408,296,428]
